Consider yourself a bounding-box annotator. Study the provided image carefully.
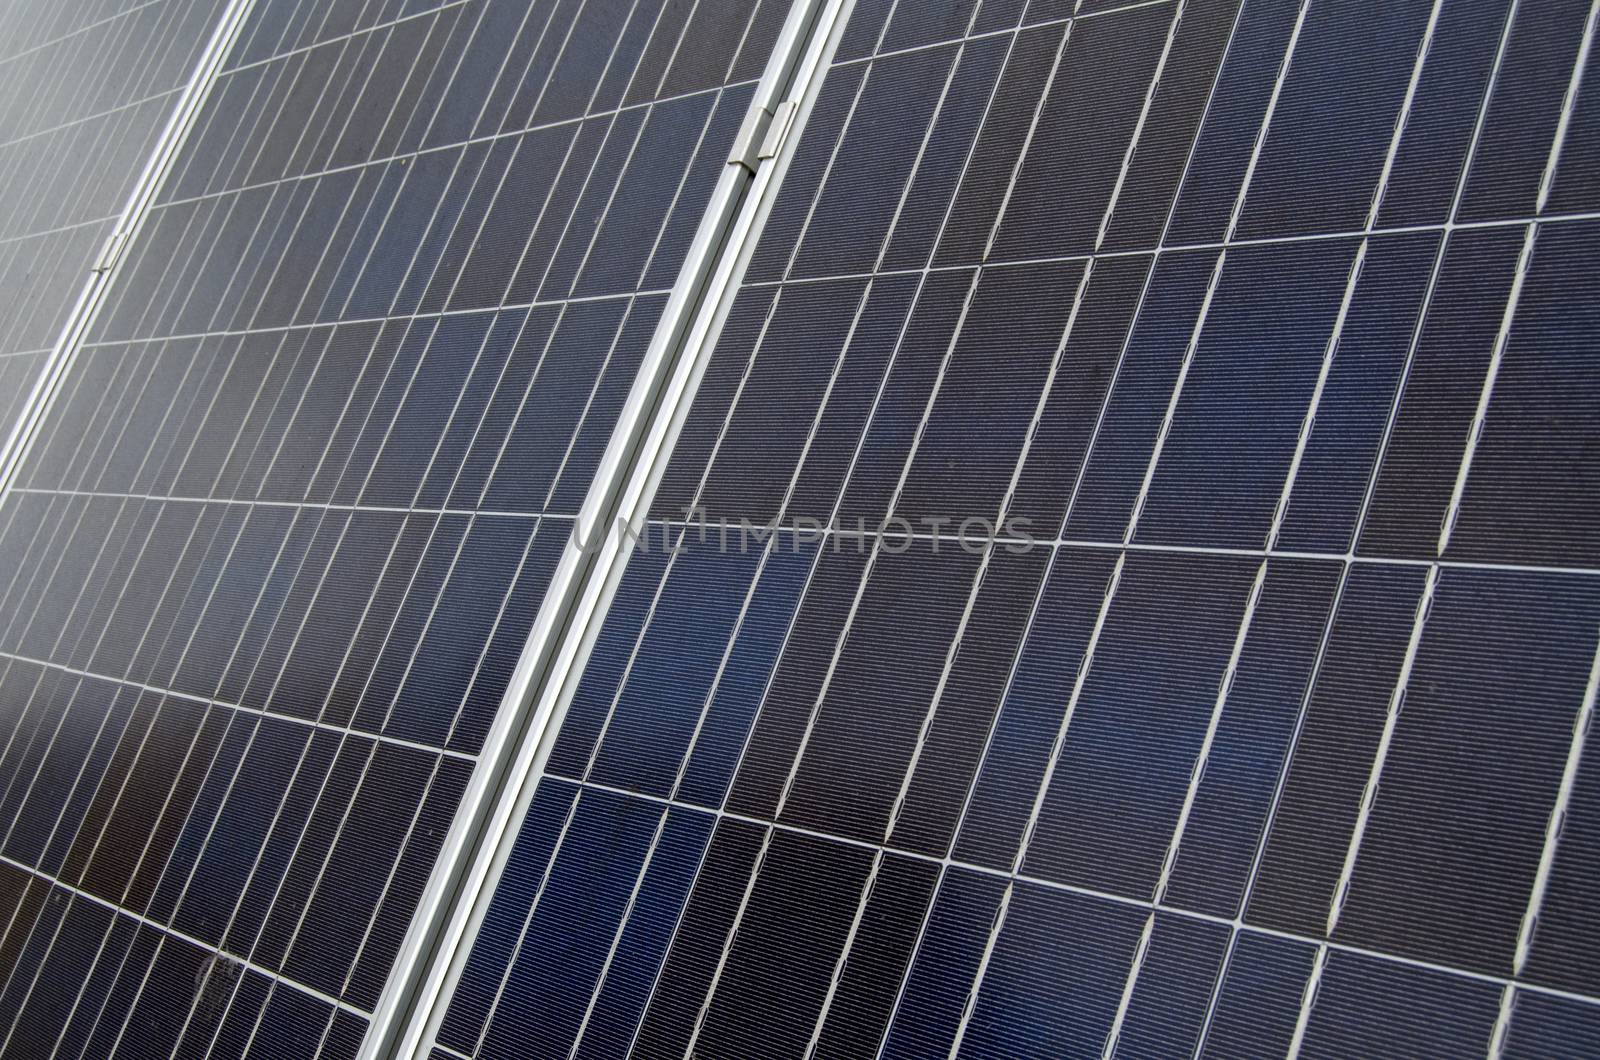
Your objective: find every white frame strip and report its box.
[364,0,853,1054]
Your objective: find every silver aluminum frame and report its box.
[363,0,855,1054]
[0,0,261,506]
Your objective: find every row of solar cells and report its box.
[644,223,1599,565]
[762,0,1599,275]
[527,540,1599,968]
[78,0,783,344]
[435,772,1600,1058]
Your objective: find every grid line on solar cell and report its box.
[0,857,365,1014]
[6,487,582,522]
[0,217,122,250]
[0,0,172,67]
[434,0,1600,1055]
[0,652,480,762]
[217,0,473,78]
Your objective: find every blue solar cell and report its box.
[1505,990,1600,1059]
[1164,0,1303,246]
[781,541,982,843]
[1199,930,1317,1058]
[631,818,764,1057]
[1300,950,1502,1058]
[933,23,1065,266]
[1450,220,1600,567]
[1135,238,1358,549]
[789,45,962,280]
[571,807,713,1059]
[879,868,1006,1059]
[1335,569,1600,976]
[1116,914,1232,1057]
[696,830,875,1055]
[436,779,576,1054]
[724,544,873,822]
[986,0,1174,260]
[959,882,1144,1057]
[1006,255,1151,536]
[1247,561,1430,938]
[695,278,871,524]
[1024,551,1258,896]
[546,547,674,780]
[894,261,1083,528]
[954,546,1119,871]
[476,787,662,1058]
[1233,2,1431,238]
[1162,557,1341,918]
[1520,722,1600,999]
[676,539,815,808]
[877,36,1011,272]
[1377,0,1513,228]
[890,545,1050,858]
[1358,225,1525,559]
[1458,0,1594,222]
[587,540,765,796]
[1275,232,1440,553]
[835,268,975,526]
[1098,0,1242,252]
[1062,248,1216,542]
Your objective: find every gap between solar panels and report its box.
[361,0,854,1056]
[0,0,260,507]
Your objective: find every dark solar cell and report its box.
[1457,0,1593,222]
[1449,220,1600,567]
[1200,930,1317,1058]
[959,882,1144,1056]
[1114,914,1232,1057]
[1358,225,1524,560]
[878,868,1005,1059]
[1298,951,1502,1058]
[1335,570,1600,977]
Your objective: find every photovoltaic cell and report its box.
[430,0,1600,1056]
[0,0,789,1055]
[0,0,231,447]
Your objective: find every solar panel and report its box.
[0,0,790,1055]
[0,0,232,459]
[3,0,1600,1054]
[419,0,1600,1057]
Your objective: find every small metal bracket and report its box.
[758,99,799,162]
[727,99,799,173]
[727,104,774,173]
[92,230,127,274]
